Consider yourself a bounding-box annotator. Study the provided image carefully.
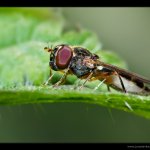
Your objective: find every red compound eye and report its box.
[56,45,73,69]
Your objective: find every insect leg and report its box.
[78,71,94,90]
[43,68,54,86]
[107,85,111,92]
[93,78,106,91]
[53,69,69,87]
[49,66,52,77]
[116,71,126,93]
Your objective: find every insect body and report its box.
[44,44,150,95]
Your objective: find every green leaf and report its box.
[0,87,150,119]
[0,8,65,48]
[1,8,150,120]
[61,29,102,51]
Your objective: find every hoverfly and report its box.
[44,44,150,95]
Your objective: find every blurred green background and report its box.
[0,7,150,143]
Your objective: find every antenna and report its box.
[44,42,53,53]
